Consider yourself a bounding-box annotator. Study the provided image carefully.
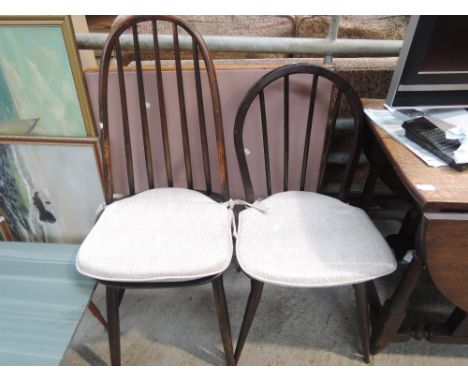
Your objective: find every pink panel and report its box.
[85,67,332,199]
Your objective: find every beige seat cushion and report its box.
[236,191,397,287]
[76,188,233,282]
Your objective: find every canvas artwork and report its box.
[0,17,95,137]
[0,138,104,244]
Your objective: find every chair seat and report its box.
[236,191,397,288]
[76,188,233,283]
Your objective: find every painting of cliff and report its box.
[0,138,104,243]
[0,23,88,137]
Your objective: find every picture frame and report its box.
[0,136,104,244]
[0,211,14,241]
[0,16,96,137]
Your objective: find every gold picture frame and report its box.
[0,16,96,137]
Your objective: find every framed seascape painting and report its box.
[0,137,104,244]
[0,16,96,137]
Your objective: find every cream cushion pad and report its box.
[76,188,233,282]
[236,191,397,287]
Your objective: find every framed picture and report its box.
[0,136,104,244]
[0,213,13,241]
[0,16,96,137]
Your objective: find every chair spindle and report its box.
[115,39,135,195]
[318,87,343,191]
[259,90,272,196]
[133,24,155,189]
[283,75,289,192]
[300,75,319,191]
[152,20,173,187]
[173,23,193,189]
[193,41,212,194]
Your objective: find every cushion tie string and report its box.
[221,199,266,238]
[95,193,127,223]
[95,203,106,222]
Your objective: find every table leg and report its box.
[425,307,468,344]
[451,309,468,337]
[386,206,421,261]
[370,255,422,354]
[361,165,381,210]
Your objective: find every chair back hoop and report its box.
[99,15,228,204]
[233,63,364,203]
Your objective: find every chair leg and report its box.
[118,288,126,306]
[106,286,122,366]
[212,276,235,366]
[234,279,264,364]
[353,283,371,364]
[365,280,382,326]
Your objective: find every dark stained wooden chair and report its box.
[76,15,234,365]
[232,63,397,364]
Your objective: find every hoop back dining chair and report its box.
[232,63,397,364]
[76,15,235,365]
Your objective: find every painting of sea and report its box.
[0,17,95,137]
[0,138,104,244]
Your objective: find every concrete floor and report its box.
[62,220,468,366]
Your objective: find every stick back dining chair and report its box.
[232,63,397,364]
[75,15,235,365]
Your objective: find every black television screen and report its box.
[419,17,468,74]
[386,16,468,109]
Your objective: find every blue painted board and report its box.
[0,242,95,365]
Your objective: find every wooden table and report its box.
[363,98,468,212]
[0,242,95,365]
[362,99,468,353]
